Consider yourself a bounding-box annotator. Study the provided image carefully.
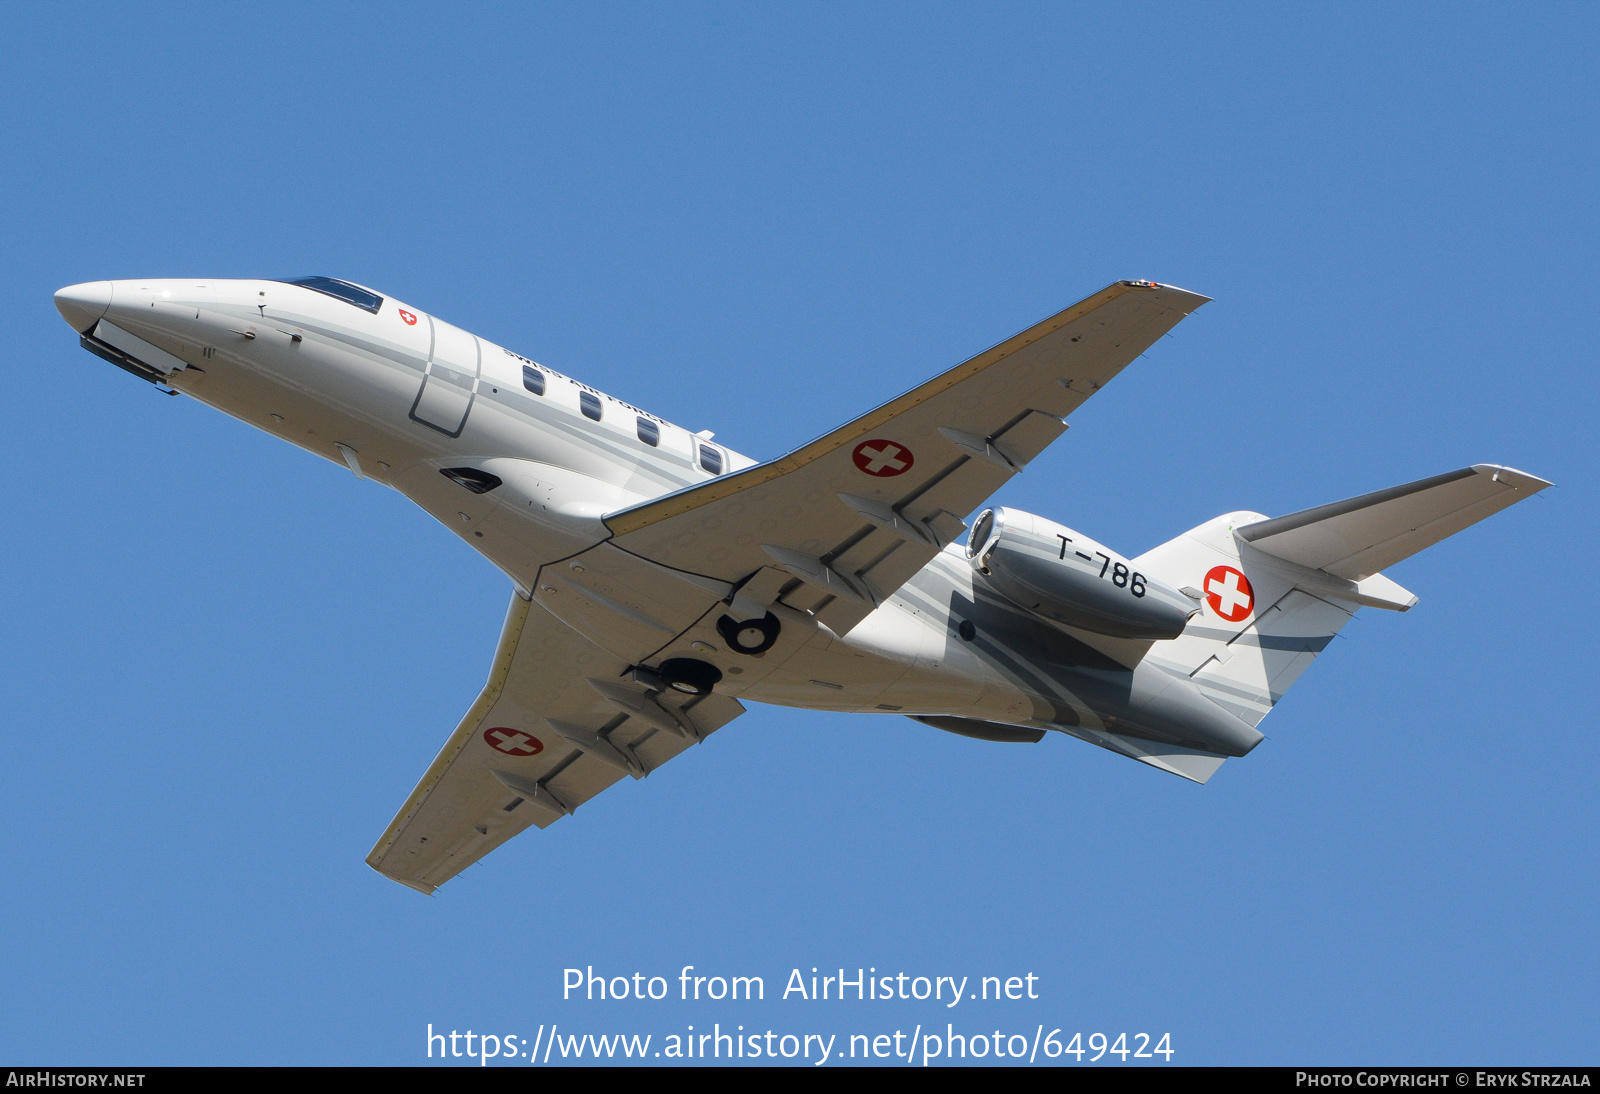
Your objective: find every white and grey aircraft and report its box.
[53,276,1548,893]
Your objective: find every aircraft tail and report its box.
[1131,464,1549,730]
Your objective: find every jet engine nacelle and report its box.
[966,507,1197,640]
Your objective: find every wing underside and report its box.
[367,594,745,893]
[605,281,1210,634]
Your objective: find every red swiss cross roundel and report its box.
[484,727,543,756]
[852,439,914,477]
[1204,565,1255,622]
[398,308,418,326]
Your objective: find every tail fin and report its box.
[1133,464,1549,730]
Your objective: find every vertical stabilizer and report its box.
[1128,464,1549,732]
[1133,512,1358,727]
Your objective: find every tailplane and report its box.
[1132,464,1549,731]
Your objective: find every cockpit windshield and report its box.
[276,276,384,314]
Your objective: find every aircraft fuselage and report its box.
[53,276,1264,763]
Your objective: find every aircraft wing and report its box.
[606,280,1210,634]
[367,593,745,894]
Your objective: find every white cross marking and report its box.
[1207,569,1252,616]
[858,444,907,473]
[490,729,535,753]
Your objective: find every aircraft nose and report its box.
[54,281,113,333]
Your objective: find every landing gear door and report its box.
[410,317,480,437]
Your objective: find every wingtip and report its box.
[1471,464,1554,491]
[392,875,439,896]
[366,856,438,895]
[1118,279,1212,307]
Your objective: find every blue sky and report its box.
[1,3,1595,1066]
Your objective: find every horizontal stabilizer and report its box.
[1237,464,1550,581]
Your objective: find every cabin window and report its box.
[580,391,603,421]
[521,365,545,395]
[275,276,383,314]
[637,417,660,446]
[699,444,723,475]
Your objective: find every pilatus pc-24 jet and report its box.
[53,276,1548,893]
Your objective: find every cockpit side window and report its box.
[275,276,384,314]
[580,391,603,421]
[522,365,545,395]
[699,444,723,475]
[637,417,660,446]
